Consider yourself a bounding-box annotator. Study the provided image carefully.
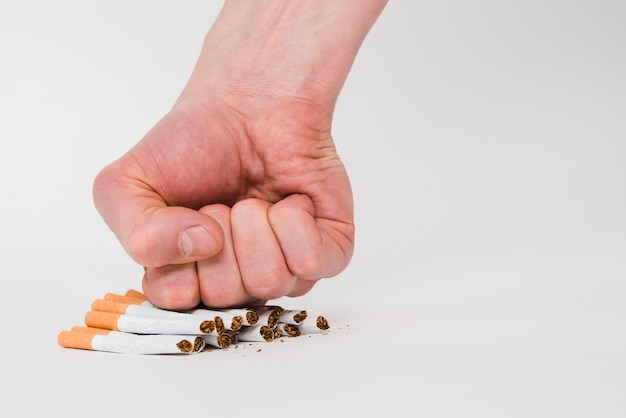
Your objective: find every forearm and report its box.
[180,0,388,109]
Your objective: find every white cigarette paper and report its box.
[277,309,308,325]
[203,333,234,349]
[93,332,204,355]
[84,310,216,335]
[117,314,215,335]
[295,315,331,334]
[187,307,259,328]
[254,305,285,328]
[275,323,301,338]
[235,324,275,342]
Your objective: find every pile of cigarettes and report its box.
[58,289,330,355]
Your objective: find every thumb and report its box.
[125,206,225,267]
[93,170,224,268]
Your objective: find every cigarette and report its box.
[277,310,308,325]
[84,310,216,335]
[58,326,205,355]
[255,305,285,328]
[296,315,330,334]
[60,289,332,355]
[91,298,212,330]
[274,323,301,338]
[185,308,244,333]
[118,291,258,329]
[93,299,216,334]
[187,307,259,329]
[203,333,234,349]
[235,324,275,342]
[216,308,259,326]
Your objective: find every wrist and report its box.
[178,0,387,110]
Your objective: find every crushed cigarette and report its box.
[58,326,205,355]
[279,310,308,325]
[296,315,331,334]
[235,324,275,342]
[274,323,301,338]
[58,289,331,355]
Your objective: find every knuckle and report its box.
[244,267,295,301]
[287,249,324,279]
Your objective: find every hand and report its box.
[93,93,354,309]
[92,0,386,310]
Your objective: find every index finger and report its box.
[93,163,224,268]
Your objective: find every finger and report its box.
[285,276,318,298]
[93,164,225,268]
[268,193,354,280]
[231,198,298,300]
[142,263,201,310]
[196,204,263,308]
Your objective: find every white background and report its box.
[1,1,624,417]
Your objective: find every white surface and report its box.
[1,1,625,417]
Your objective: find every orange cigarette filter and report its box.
[103,293,144,306]
[84,310,121,331]
[71,326,111,335]
[58,328,111,350]
[92,299,131,314]
[125,289,147,301]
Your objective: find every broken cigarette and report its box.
[121,290,258,330]
[213,307,259,326]
[188,307,259,331]
[255,305,285,328]
[58,326,205,355]
[91,298,214,333]
[274,323,301,338]
[203,333,234,349]
[277,309,308,325]
[186,308,246,333]
[295,315,330,334]
[59,288,331,355]
[235,324,275,342]
[84,310,216,335]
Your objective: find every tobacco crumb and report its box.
[176,339,193,353]
[256,348,262,352]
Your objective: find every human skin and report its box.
[93,0,388,310]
